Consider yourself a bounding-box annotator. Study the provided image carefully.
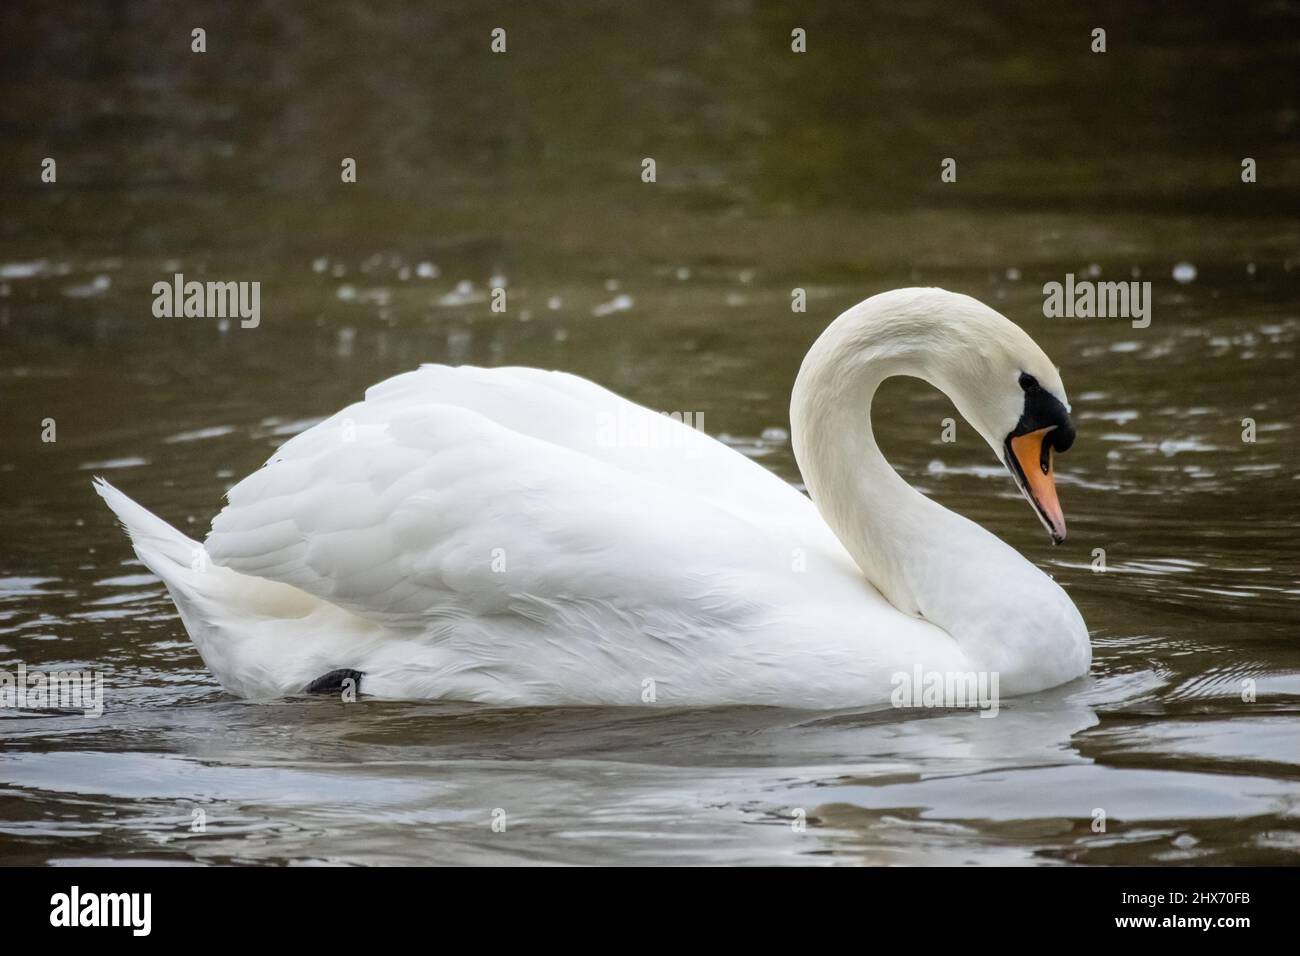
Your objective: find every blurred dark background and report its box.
[2,0,1297,274]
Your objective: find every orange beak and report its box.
[1007,426,1067,544]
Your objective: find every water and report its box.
[1,1,1298,865]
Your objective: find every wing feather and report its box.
[205,367,849,629]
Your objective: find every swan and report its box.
[95,287,1090,708]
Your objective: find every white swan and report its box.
[96,288,1090,708]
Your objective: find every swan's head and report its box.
[941,302,1076,545]
[996,368,1075,544]
[795,287,1078,545]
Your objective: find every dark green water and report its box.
[0,1,1297,864]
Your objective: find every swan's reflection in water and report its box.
[1,660,1295,864]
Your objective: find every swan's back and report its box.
[284,365,822,530]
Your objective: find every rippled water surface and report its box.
[1,1,1298,865]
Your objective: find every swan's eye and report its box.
[1018,372,1039,391]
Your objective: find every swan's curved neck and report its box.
[790,305,962,617]
[788,289,1089,686]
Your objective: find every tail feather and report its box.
[94,478,368,699]
[93,477,230,679]
[93,477,201,572]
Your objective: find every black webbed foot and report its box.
[303,669,363,696]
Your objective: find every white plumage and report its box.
[96,288,1091,707]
